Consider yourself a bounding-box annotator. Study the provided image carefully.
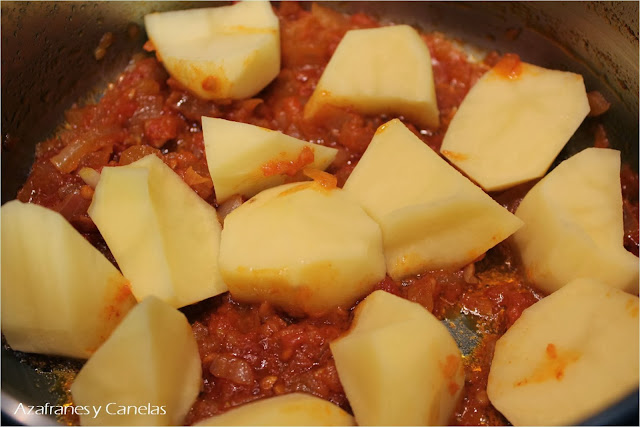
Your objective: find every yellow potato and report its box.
[194,393,354,426]
[304,25,439,129]
[487,278,639,425]
[218,181,386,316]
[202,117,337,202]
[330,290,464,425]
[1,201,135,359]
[343,119,523,280]
[441,60,589,191]
[144,1,279,100]
[89,154,227,308]
[71,297,201,426]
[514,148,638,294]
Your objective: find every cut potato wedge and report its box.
[144,1,279,100]
[487,278,639,426]
[89,154,227,308]
[343,119,523,280]
[218,181,386,316]
[304,25,439,129]
[71,296,201,426]
[514,148,639,294]
[330,290,464,425]
[441,57,589,191]
[194,393,355,426]
[202,117,337,203]
[1,201,136,359]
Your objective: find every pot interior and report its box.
[1,1,638,425]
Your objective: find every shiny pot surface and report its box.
[1,2,638,425]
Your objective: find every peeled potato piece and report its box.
[194,393,355,426]
[343,119,523,280]
[487,278,639,426]
[144,0,279,100]
[330,290,464,425]
[441,56,589,191]
[514,147,639,294]
[218,181,386,317]
[1,201,135,359]
[71,296,201,426]
[304,25,439,129]
[89,154,227,308]
[202,117,337,203]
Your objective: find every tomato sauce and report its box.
[492,53,523,80]
[261,146,315,177]
[12,2,639,426]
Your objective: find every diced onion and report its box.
[78,167,101,189]
[208,353,254,385]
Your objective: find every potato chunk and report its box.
[88,154,227,308]
[194,393,354,426]
[513,148,639,294]
[0,201,135,359]
[343,119,523,280]
[330,290,464,425]
[71,296,201,426]
[304,25,439,129]
[144,1,279,100]
[487,279,639,426]
[441,57,589,191]
[218,182,386,316]
[202,117,338,203]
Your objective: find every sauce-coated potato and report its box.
[514,148,639,294]
[194,393,354,426]
[304,25,439,129]
[145,1,279,100]
[202,117,337,203]
[1,201,135,359]
[219,181,386,316]
[344,119,522,280]
[71,297,201,426]
[441,58,589,191]
[330,290,465,425]
[487,279,639,425]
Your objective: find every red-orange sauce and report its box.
[12,2,639,426]
[514,343,581,386]
[201,76,219,93]
[261,146,315,177]
[493,53,522,79]
[303,168,338,189]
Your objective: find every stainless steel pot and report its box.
[1,2,638,425]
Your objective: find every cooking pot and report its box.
[1,2,638,425]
